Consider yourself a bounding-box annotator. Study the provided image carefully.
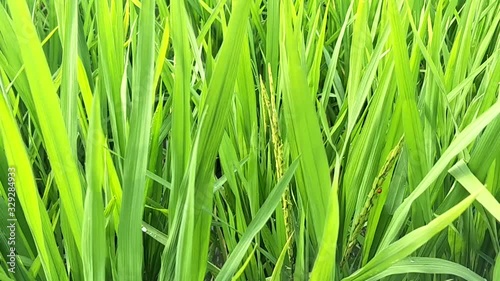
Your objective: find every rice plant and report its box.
[0,0,499,280]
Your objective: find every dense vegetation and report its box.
[0,0,499,280]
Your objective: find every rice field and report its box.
[0,0,499,280]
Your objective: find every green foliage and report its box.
[0,0,499,280]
